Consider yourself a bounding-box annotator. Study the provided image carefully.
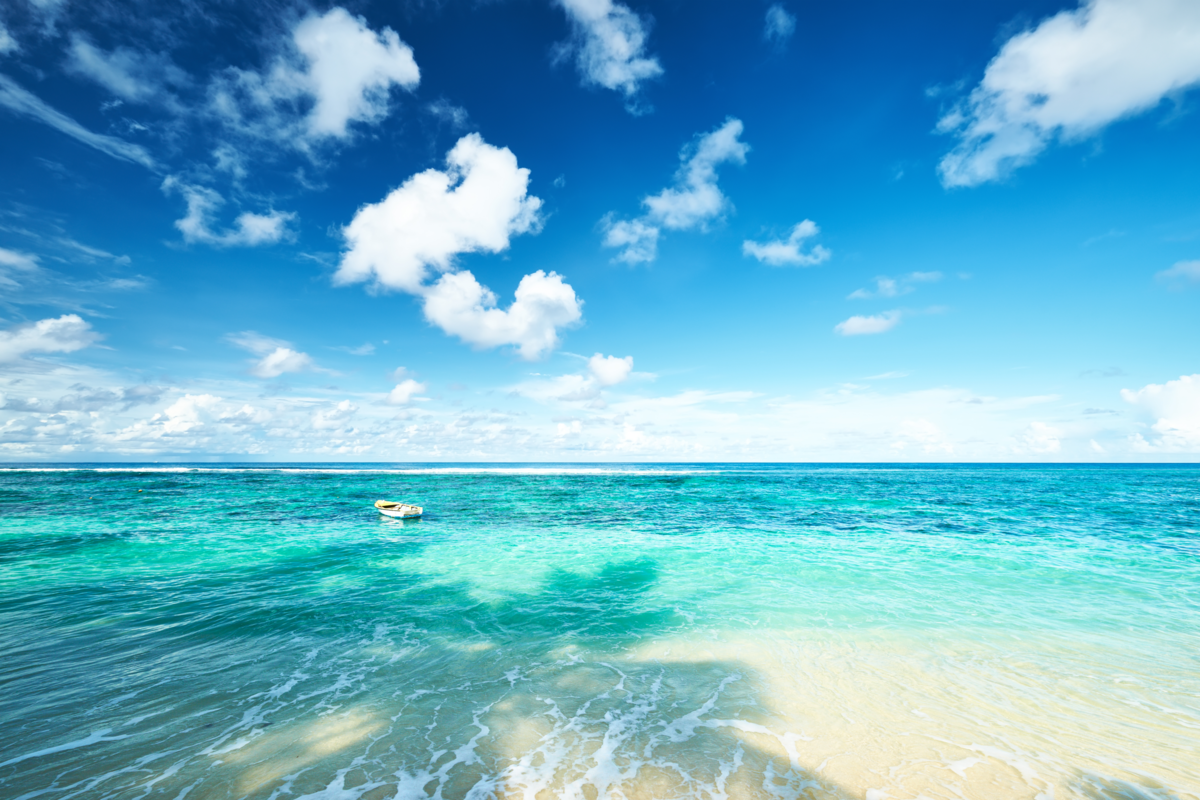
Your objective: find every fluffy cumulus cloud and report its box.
[387,378,427,405]
[0,74,156,168]
[1122,373,1200,450]
[604,118,748,263]
[422,270,582,360]
[555,0,663,110]
[293,8,420,137]
[1156,260,1200,288]
[834,311,902,336]
[337,134,580,359]
[743,220,830,266]
[162,178,295,247]
[337,134,542,292]
[763,4,796,47]
[227,331,317,378]
[210,6,419,145]
[0,315,100,362]
[938,0,1200,187]
[588,353,633,386]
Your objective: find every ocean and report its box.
[0,464,1197,800]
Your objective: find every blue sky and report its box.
[1,0,1198,461]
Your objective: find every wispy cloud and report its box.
[937,0,1200,187]
[162,178,295,248]
[848,271,941,299]
[65,34,189,109]
[763,4,796,49]
[554,0,663,112]
[1156,259,1200,288]
[0,74,156,169]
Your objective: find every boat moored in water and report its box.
[374,500,423,518]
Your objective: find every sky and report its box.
[1,0,1198,462]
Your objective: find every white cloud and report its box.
[0,247,38,271]
[0,74,155,169]
[0,247,41,290]
[555,0,663,109]
[210,7,419,145]
[227,331,317,378]
[588,353,633,386]
[1122,373,1200,450]
[834,311,902,336]
[159,394,222,434]
[293,8,420,138]
[511,352,635,405]
[1014,421,1062,454]
[848,271,942,299]
[313,399,357,431]
[387,378,427,405]
[422,270,582,360]
[250,348,314,379]
[336,133,542,293]
[938,0,1200,187]
[643,118,749,229]
[601,217,659,264]
[743,219,830,266]
[337,133,579,359]
[65,35,188,105]
[764,5,796,47]
[162,178,295,247]
[1156,259,1200,287]
[890,419,955,454]
[0,314,100,362]
[603,118,748,263]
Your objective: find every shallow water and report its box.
[0,464,1197,800]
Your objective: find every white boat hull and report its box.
[378,507,422,519]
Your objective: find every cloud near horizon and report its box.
[1122,373,1200,451]
[938,0,1200,187]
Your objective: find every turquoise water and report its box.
[0,464,1197,800]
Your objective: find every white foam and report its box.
[0,728,130,768]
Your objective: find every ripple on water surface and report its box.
[0,464,1197,799]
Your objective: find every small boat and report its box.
[374,500,423,519]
